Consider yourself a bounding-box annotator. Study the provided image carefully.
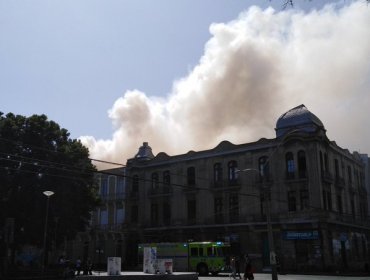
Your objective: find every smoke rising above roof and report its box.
[80,2,370,169]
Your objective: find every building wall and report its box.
[124,133,370,273]
[68,168,127,268]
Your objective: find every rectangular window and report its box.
[260,195,265,216]
[131,205,138,223]
[323,190,327,210]
[190,248,198,257]
[334,159,339,178]
[214,197,223,223]
[187,167,196,186]
[116,207,124,224]
[351,199,355,219]
[100,176,108,196]
[100,209,108,225]
[214,163,223,185]
[151,203,158,225]
[288,191,296,212]
[337,195,343,214]
[163,202,171,225]
[300,190,309,210]
[187,200,196,223]
[347,166,352,184]
[327,190,332,211]
[132,175,139,194]
[229,194,239,223]
[117,177,125,198]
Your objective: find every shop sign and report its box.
[283,230,319,240]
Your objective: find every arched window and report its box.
[228,160,238,184]
[347,166,352,185]
[286,152,295,179]
[334,159,339,178]
[298,150,307,178]
[214,163,223,185]
[187,167,196,186]
[163,171,171,193]
[259,156,270,181]
[151,172,159,190]
[324,153,329,171]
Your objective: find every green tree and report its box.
[0,112,99,251]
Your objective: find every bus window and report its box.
[190,247,198,256]
[199,247,204,256]
[207,247,213,256]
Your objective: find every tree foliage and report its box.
[0,112,99,249]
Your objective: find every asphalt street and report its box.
[199,274,370,280]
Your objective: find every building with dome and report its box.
[120,104,370,273]
[70,105,369,273]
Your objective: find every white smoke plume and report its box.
[80,1,370,169]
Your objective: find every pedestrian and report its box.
[244,254,254,280]
[86,258,93,275]
[230,255,236,279]
[235,255,242,279]
[75,257,82,276]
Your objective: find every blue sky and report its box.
[1,1,369,165]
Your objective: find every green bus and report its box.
[138,241,231,275]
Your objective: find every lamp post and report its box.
[236,129,302,279]
[237,168,278,280]
[42,190,54,274]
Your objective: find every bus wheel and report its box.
[197,263,209,276]
[211,271,219,276]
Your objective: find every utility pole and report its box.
[238,168,278,280]
[42,191,54,275]
[264,183,278,280]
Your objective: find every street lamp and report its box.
[42,190,54,274]
[237,168,278,280]
[238,128,302,280]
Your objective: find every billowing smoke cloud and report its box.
[81,1,370,169]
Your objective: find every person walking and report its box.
[235,255,242,279]
[230,256,236,279]
[244,254,254,280]
[75,257,82,276]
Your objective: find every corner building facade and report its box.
[124,105,370,273]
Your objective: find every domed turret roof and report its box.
[275,104,325,137]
